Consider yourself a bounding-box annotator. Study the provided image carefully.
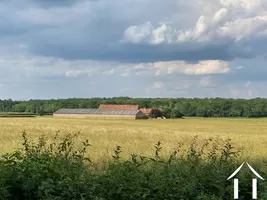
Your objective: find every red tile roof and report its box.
[140,108,153,116]
[98,104,139,110]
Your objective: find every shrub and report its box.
[0,131,101,200]
[0,132,266,199]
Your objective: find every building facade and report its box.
[53,108,146,119]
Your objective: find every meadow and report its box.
[1,116,267,163]
[1,116,267,199]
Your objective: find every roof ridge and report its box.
[54,108,141,115]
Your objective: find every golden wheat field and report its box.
[0,116,267,163]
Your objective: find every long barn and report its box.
[98,104,139,110]
[53,108,146,119]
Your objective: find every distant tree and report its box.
[14,104,27,112]
[38,109,45,116]
[3,97,267,118]
[178,102,191,116]
[196,106,208,117]
[87,100,99,108]
[162,108,171,119]
[171,109,184,118]
[151,109,163,118]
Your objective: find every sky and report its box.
[1,0,267,100]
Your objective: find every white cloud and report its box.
[153,60,230,75]
[122,0,267,60]
[212,8,228,25]
[0,45,106,82]
[219,0,266,11]
[103,69,115,76]
[120,69,131,77]
[123,13,267,45]
[65,69,92,77]
[0,45,263,99]
[2,0,266,64]
[123,22,179,44]
[122,22,154,44]
[236,65,244,70]
[0,44,230,84]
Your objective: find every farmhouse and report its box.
[98,104,159,118]
[140,108,153,117]
[53,108,146,119]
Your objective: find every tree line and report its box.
[0,97,267,118]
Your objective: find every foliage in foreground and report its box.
[0,132,266,199]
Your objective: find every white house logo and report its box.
[227,162,264,199]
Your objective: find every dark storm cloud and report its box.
[0,0,217,63]
[30,43,240,63]
[0,0,266,63]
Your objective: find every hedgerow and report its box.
[0,132,265,200]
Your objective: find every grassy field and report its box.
[0,116,267,164]
[1,116,267,199]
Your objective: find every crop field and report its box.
[2,116,267,199]
[0,116,267,164]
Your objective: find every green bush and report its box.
[0,133,266,199]
[0,112,36,118]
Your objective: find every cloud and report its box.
[0,0,267,99]
[123,0,267,44]
[153,60,230,76]
[177,12,267,45]
[0,43,230,83]
[122,22,177,45]
[0,43,237,99]
[121,0,267,61]
[2,0,266,63]
[102,69,116,76]
[236,65,244,70]
[65,69,93,77]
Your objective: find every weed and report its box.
[0,131,264,199]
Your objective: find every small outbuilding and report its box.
[140,108,153,117]
[53,108,146,119]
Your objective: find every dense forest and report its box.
[1,97,267,118]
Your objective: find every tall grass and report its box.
[0,117,267,199]
[0,132,267,199]
[1,117,267,163]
